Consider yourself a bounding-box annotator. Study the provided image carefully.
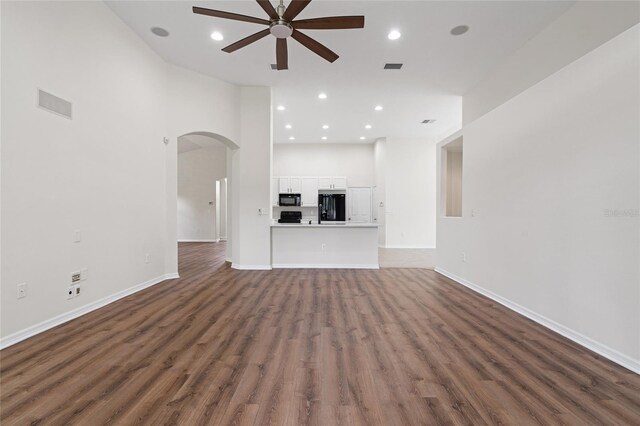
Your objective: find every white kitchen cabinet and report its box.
[272,178,279,206]
[301,177,319,207]
[278,177,290,193]
[289,176,302,193]
[318,177,332,190]
[332,176,347,190]
[278,176,302,193]
[318,176,347,190]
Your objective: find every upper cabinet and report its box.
[278,176,302,194]
[289,177,302,193]
[301,177,319,207]
[318,176,347,190]
[332,176,347,190]
[276,176,348,200]
[317,177,332,190]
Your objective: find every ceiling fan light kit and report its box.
[193,0,365,70]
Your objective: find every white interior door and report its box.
[348,187,372,223]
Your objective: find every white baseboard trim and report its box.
[178,239,218,243]
[382,245,436,250]
[272,263,379,269]
[231,264,272,270]
[0,273,179,350]
[434,267,640,375]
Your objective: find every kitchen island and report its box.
[271,223,379,269]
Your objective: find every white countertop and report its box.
[271,222,378,228]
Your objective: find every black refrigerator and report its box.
[318,194,346,222]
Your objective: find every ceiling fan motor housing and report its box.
[270,20,293,38]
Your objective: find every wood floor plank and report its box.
[1,242,639,425]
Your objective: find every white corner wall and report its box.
[377,137,437,249]
[0,1,267,347]
[177,145,227,241]
[437,25,640,371]
[1,1,168,341]
[230,87,272,269]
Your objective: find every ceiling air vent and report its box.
[421,119,436,124]
[384,63,403,70]
[38,89,72,119]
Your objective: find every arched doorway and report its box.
[174,131,238,273]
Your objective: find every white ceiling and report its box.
[107,1,572,144]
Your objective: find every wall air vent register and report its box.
[38,89,72,119]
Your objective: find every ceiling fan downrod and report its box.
[276,0,285,19]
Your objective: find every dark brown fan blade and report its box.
[293,16,364,30]
[276,38,288,70]
[222,29,271,53]
[291,30,339,63]
[193,7,270,25]
[256,0,279,20]
[282,0,311,22]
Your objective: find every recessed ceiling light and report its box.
[150,27,170,37]
[289,136,295,140]
[388,30,401,40]
[450,25,469,36]
[318,93,327,99]
[210,31,224,41]
[277,105,285,111]
[321,136,327,140]
[374,105,383,111]
[365,124,372,129]
[285,124,292,129]
[322,124,329,129]
[360,136,366,140]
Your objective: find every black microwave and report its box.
[279,193,301,206]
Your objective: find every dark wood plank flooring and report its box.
[1,242,639,425]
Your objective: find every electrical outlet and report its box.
[71,271,81,283]
[321,243,327,251]
[17,283,27,299]
[80,268,88,281]
[73,230,82,243]
[74,285,81,296]
[67,286,75,299]
[461,252,466,262]
[145,253,151,264]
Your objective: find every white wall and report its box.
[376,137,437,249]
[463,1,640,124]
[230,87,272,269]
[273,143,375,187]
[177,145,226,241]
[165,64,240,272]
[1,1,168,339]
[437,25,640,371]
[374,139,387,246]
[0,1,271,346]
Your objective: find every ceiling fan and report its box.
[193,0,365,70]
